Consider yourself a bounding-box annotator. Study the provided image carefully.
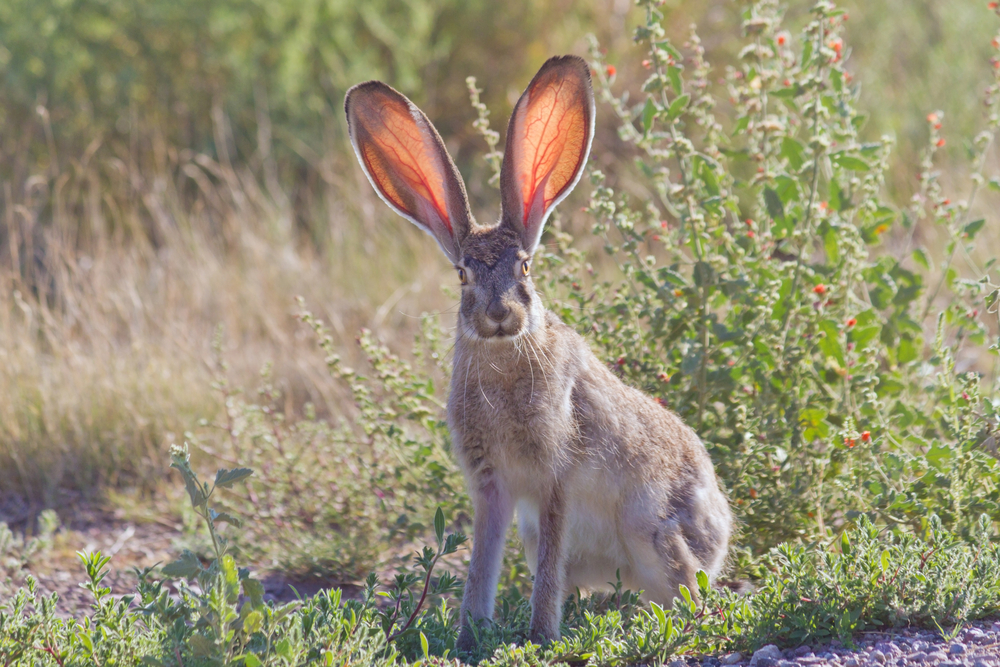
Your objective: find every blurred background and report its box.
[0,0,995,509]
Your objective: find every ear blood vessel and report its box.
[345,55,732,649]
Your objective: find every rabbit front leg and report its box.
[528,487,566,643]
[457,476,513,652]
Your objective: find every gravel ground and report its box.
[701,624,1000,667]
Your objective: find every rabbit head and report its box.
[345,56,594,342]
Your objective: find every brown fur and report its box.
[344,55,732,650]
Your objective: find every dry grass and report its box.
[1,0,999,513]
[0,132,456,506]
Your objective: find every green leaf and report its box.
[243,578,265,608]
[986,289,999,311]
[434,506,445,545]
[701,160,720,196]
[912,248,931,270]
[880,549,891,573]
[771,278,792,322]
[666,66,683,96]
[642,98,657,133]
[420,631,430,660]
[242,654,262,667]
[818,319,845,367]
[963,218,986,239]
[650,601,667,631]
[850,309,881,348]
[162,549,202,579]
[215,467,254,489]
[242,610,263,635]
[172,462,206,508]
[696,569,709,592]
[76,631,94,654]
[829,177,847,212]
[764,187,785,221]
[667,94,690,120]
[210,509,243,527]
[831,153,870,171]
[781,137,805,171]
[190,634,215,658]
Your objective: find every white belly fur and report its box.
[514,466,634,595]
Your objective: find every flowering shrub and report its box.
[523,0,1000,557]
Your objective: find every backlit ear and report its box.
[345,81,473,263]
[500,55,595,254]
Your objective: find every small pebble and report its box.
[910,653,927,664]
[844,658,859,667]
[669,660,687,667]
[875,642,899,656]
[948,643,966,656]
[927,651,948,662]
[795,647,813,658]
[965,629,986,644]
[871,650,886,664]
[721,653,743,665]
[751,645,783,667]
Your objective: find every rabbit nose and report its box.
[485,299,511,324]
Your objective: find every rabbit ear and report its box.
[500,55,595,255]
[345,81,473,263]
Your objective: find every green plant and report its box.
[0,510,59,589]
[188,316,468,580]
[524,0,1000,557]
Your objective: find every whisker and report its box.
[476,353,496,411]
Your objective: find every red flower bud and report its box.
[861,431,871,442]
[813,284,827,295]
[606,65,617,77]
[846,317,857,327]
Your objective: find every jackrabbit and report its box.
[345,55,732,648]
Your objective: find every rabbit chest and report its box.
[447,340,581,496]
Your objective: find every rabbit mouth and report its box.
[463,319,525,342]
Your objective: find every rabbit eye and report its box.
[521,260,530,276]
[458,268,468,285]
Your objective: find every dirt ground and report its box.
[0,497,362,616]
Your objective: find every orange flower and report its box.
[606,65,617,77]
[936,138,946,147]
[861,431,871,442]
[846,317,857,327]
[813,284,827,295]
